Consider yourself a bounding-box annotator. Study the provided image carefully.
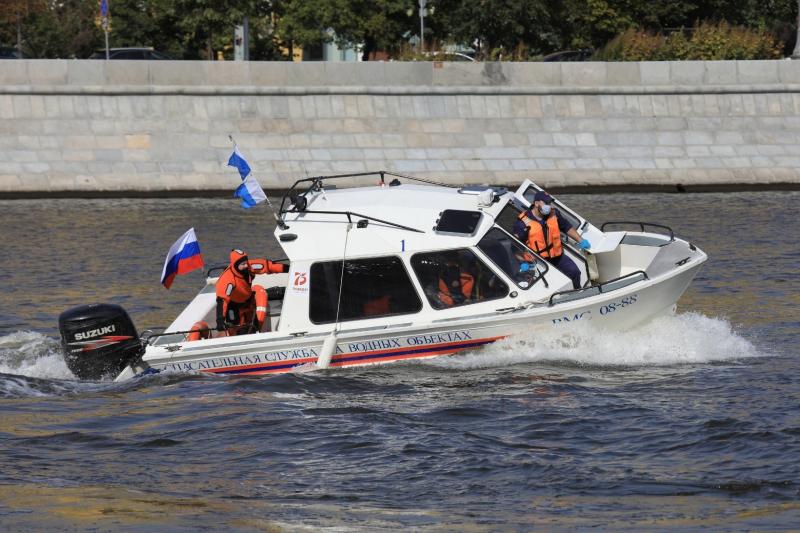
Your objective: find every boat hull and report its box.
[121,260,704,380]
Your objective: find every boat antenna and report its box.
[316,220,352,369]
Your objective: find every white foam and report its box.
[0,313,761,383]
[0,331,75,380]
[425,312,761,370]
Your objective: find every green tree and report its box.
[690,0,795,28]
[275,0,415,60]
[12,0,103,58]
[0,0,47,55]
[100,0,178,55]
[689,0,796,54]
[556,0,698,50]
[169,0,275,59]
[433,0,560,58]
[561,0,796,54]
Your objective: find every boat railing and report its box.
[140,327,188,346]
[276,171,454,233]
[548,270,648,306]
[205,258,290,278]
[279,208,426,233]
[144,321,261,346]
[278,170,455,217]
[600,221,675,241]
[560,238,591,285]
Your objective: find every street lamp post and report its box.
[101,0,110,59]
[419,0,426,53]
[793,0,800,58]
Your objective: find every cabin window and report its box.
[309,256,422,324]
[410,249,509,310]
[435,210,483,236]
[477,227,547,289]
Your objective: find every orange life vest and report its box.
[438,272,475,307]
[216,250,286,335]
[518,211,563,259]
[363,295,391,316]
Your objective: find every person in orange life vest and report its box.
[513,191,591,290]
[436,253,476,307]
[363,295,391,316]
[215,249,288,335]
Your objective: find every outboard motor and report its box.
[58,303,143,380]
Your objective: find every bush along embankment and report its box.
[594,21,784,61]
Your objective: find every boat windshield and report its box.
[518,184,583,231]
[477,227,547,289]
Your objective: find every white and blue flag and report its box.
[234,175,267,209]
[227,146,251,180]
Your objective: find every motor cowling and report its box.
[58,303,143,380]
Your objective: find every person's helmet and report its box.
[229,249,250,277]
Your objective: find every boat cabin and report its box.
[151,171,689,346]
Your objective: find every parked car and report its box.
[542,49,593,62]
[0,46,27,59]
[425,51,476,62]
[89,47,175,60]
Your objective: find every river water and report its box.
[0,191,798,531]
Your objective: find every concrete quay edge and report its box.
[4,84,800,96]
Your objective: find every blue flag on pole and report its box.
[227,146,251,180]
[234,175,267,209]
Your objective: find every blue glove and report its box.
[579,239,591,250]
[519,262,531,273]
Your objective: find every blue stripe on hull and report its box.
[216,338,497,375]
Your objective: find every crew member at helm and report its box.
[215,249,288,335]
[436,252,475,308]
[513,191,591,290]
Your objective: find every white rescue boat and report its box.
[58,172,707,381]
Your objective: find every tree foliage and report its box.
[0,0,797,60]
[4,0,102,58]
[433,0,560,57]
[274,0,415,60]
[556,0,699,49]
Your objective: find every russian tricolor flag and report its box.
[160,228,204,289]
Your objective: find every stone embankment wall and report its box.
[1,60,800,193]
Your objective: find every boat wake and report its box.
[427,312,762,370]
[0,331,73,380]
[0,312,761,395]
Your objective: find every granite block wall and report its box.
[1,60,799,192]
